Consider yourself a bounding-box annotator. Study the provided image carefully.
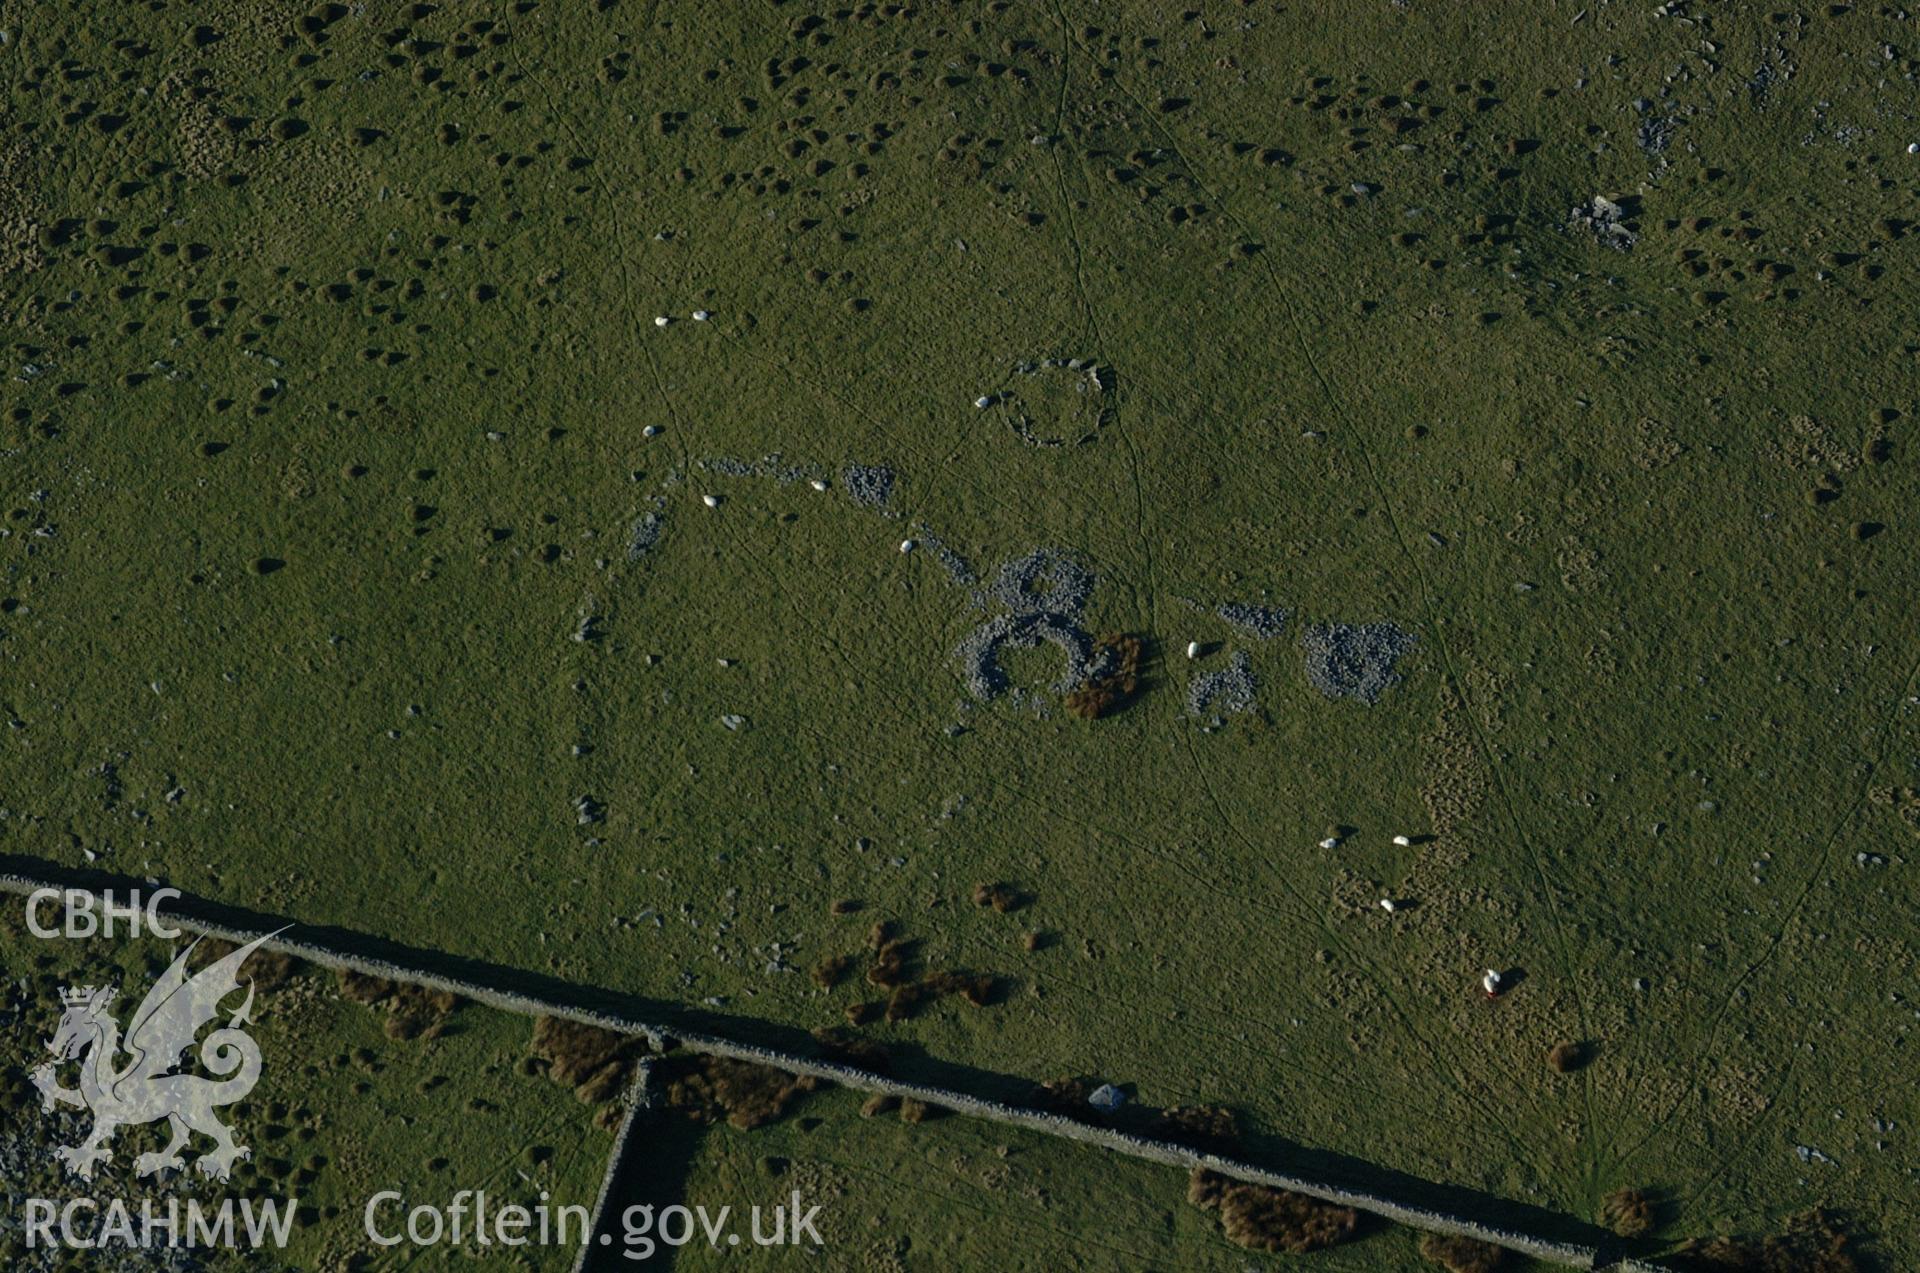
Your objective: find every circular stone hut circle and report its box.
[980,358,1114,448]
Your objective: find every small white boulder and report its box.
[654,315,671,327]
[899,539,917,554]
[974,395,993,409]
[1185,640,1202,660]
[692,309,711,321]
[702,494,720,508]
[1391,834,1412,847]
[809,478,829,492]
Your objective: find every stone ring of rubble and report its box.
[973,357,1114,448]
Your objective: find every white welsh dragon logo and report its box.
[29,932,281,1182]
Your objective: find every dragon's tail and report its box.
[198,1028,262,1105]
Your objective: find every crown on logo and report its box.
[60,985,112,1008]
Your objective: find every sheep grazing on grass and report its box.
[1482,968,1504,998]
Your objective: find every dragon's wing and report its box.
[117,931,281,1085]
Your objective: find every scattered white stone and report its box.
[643,424,660,437]
[1379,898,1398,913]
[654,315,671,327]
[1087,1083,1126,1113]
[1392,834,1412,846]
[899,538,917,553]
[1483,968,1504,997]
[1910,142,1920,154]
[809,478,829,491]
[1185,640,1202,660]
[702,494,720,507]
[720,714,746,730]
[692,309,711,321]
[1318,836,1340,849]
[974,395,993,409]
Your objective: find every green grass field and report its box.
[662,1085,1452,1272]
[5,0,1917,1262]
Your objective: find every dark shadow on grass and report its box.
[579,1105,708,1271]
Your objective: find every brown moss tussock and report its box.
[1673,1210,1858,1271]
[840,918,1000,1022]
[1600,1186,1657,1237]
[970,880,1028,912]
[658,1055,820,1130]
[810,952,853,989]
[1188,1169,1360,1255]
[1065,632,1145,719]
[337,970,461,1040]
[1030,1076,1095,1116]
[1419,1232,1508,1271]
[529,1016,649,1104]
[1149,1104,1241,1154]
[196,937,302,992]
[809,1026,891,1073]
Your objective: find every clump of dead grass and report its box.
[338,970,461,1040]
[811,953,853,989]
[970,881,1027,912]
[1149,1104,1241,1154]
[1064,632,1145,719]
[809,1026,890,1073]
[1672,1210,1858,1271]
[1600,1186,1657,1237]
[658,1055,821,1130]
[197,937,303,992]
[528,1016,648,1104]
[1419,1232,1508,1271]
[1188,1169,1359,1254]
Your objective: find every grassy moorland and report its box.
[4,1,1918,1260]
